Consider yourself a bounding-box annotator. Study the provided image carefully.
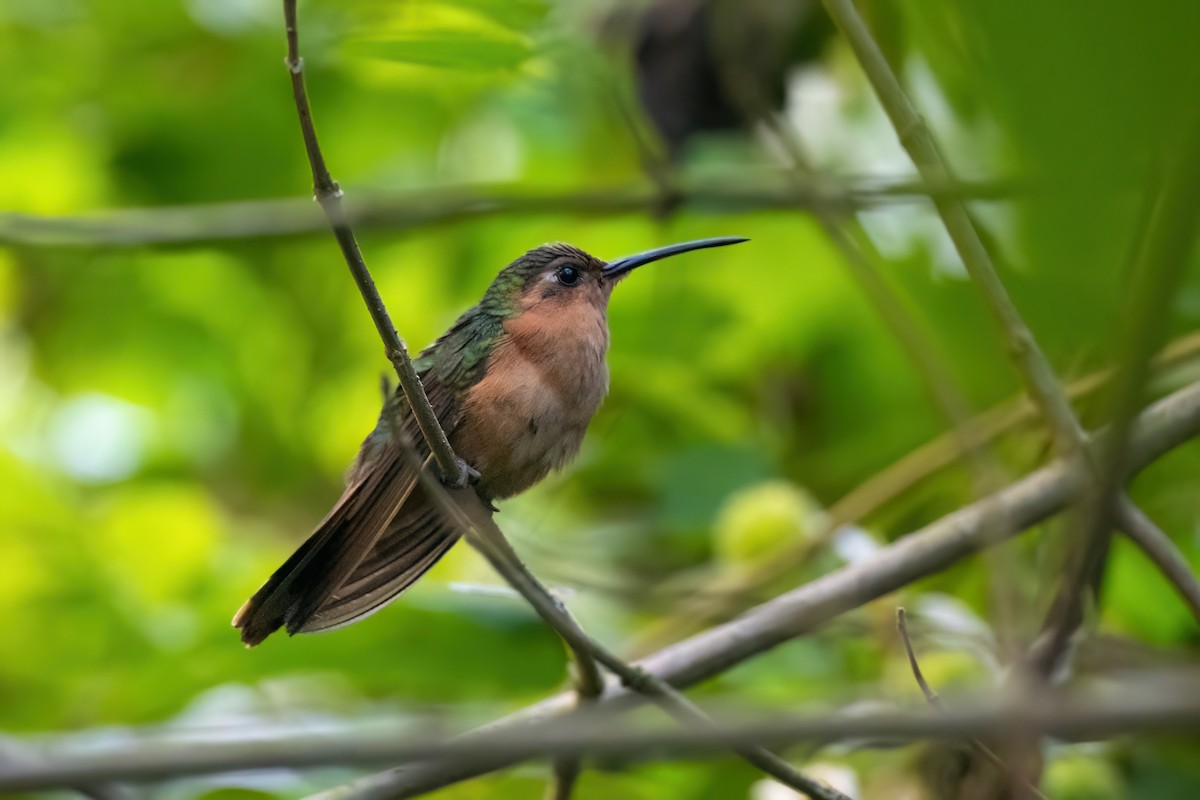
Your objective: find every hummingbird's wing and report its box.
[234,307,502,646]
[293,313,510,633]
[293,479,463,633]
[232,376,460,646]
[231,442,432,646]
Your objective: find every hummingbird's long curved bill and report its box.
[602,236,748,279]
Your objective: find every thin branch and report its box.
[896,609,941,707]
[819,0,1200,681]
[1032,111,1200,673]
[547,601,604,800]
[281,5,840,797]
[319,379,1200,798]
[409,472,849,800]
[281,0,468,488]
[1115,496,1200,626]
[7,689,1200,794]
[0,177,1015,248]
[896,609,1049,800]
[753,102,1021,653]
[818,0,1085,459]
[632,332,1200,652]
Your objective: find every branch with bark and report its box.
[314,378,1200,798]
[0,177,1013,248]
[278,2,844,798]
[818,0,1200,686]
[5,685,1200,794]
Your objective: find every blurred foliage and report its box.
[1,0,1200,798]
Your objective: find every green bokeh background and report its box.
[2,0,1199,797]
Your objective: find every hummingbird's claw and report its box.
[448,457,481,490]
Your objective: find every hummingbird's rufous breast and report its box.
[456,292,611,500]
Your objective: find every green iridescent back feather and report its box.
[414,304,505,393]
[415,243,589,392]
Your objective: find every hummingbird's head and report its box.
[482,237,748,318]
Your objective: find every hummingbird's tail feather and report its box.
[232,451,428,646]
[297,485,462,633]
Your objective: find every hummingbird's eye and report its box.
[556,265,582,286]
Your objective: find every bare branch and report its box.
[896,609,1049,799]
[547,596,603,800]
[818,0,1085,458]
[405,470,848,800]
[323,379,1200,797]
[279,6,842,797]
[1115,496,1200,625]
[0,742,131,800]
[5,689,1200,794]
[633,332,1200,653]
[896,609,941,707]
[819,0,1200,681]
[281,0,468,488]
[1032,112,1200,672]
[0,178,1016,248]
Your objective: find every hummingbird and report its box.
[233,236,746,646]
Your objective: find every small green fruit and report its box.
[714,481,825,565]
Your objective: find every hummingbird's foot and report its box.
[447,457,481,490]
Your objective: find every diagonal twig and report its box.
[314,379,1200,797]
[281,0,469,489]
[405,469,851,800]
[1030,111,1200,672]
[279,3,847,797]
[819,0,1200,681]
[896,609,1049,799]
[1114,496,1200,626]
[547,601,604,800]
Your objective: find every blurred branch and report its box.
[408,473,847,800]
[820,0,1199,681]
[547,588,603,800]
[6,684,1200,793]
[0,741,130,800]
[321,379,1200,797]
[280,0,468,487]
[896,609,1049,800]
[1031,114,1200,674]
[754,100,1020,650]
[820,0,1086,459]
[1115,496,1200,626]
[5,383,1198,797]
[0,177,1013,248]
[283,4,840,797]
[896,609,942,707]
[631,330,1200,652]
